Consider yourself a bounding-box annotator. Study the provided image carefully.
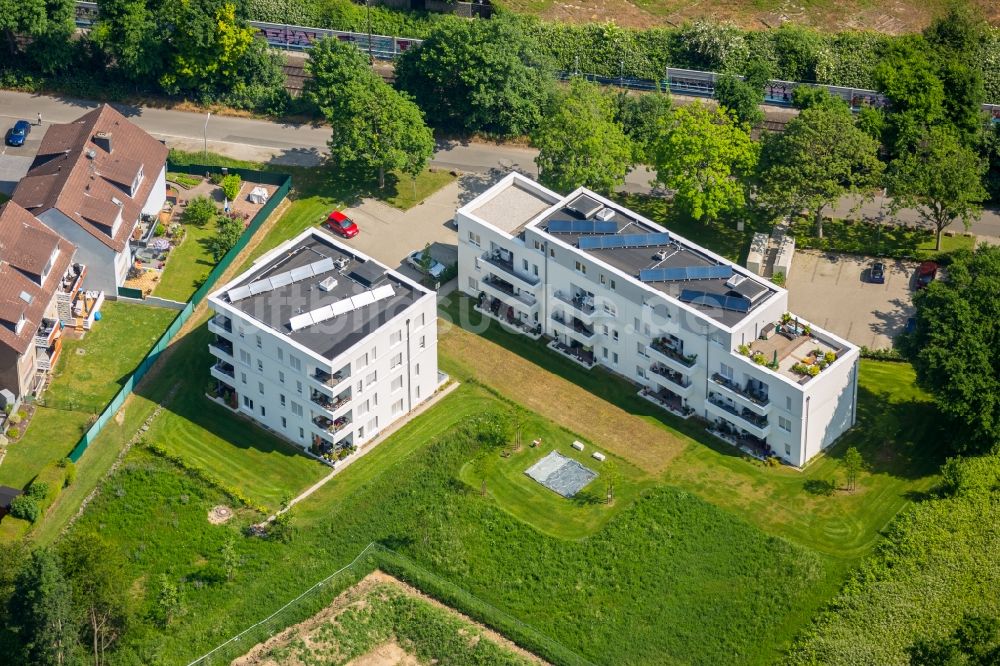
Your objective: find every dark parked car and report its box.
[916,261,938,289]
[868,261,886,284]
[323,210,359,238]
[5,120,31,147]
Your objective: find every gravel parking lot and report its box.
[785,250,917,350]
[0,123,43,195]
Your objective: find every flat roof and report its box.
[219,233,424,360]
[536,198,775,327]
[467,180,557,235]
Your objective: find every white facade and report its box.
[207,229,439,457]
[457,174,859,467]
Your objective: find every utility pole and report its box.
[203,112,211,157]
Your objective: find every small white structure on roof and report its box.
[248,187,269,204]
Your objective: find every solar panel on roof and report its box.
[269,273,293,289]
[549,219,617,234]
[639,264,733,283]
[350,261,386,288]
[249,281,270,295]
[226,285,252,302]
[371,284,395,301]
[678,289,751,313]
[351,291,376,308]
[329,300,354,317]
[288,312,314,332]
[288,285,397,332]
[580,232,670,250]
[230,256,337,302]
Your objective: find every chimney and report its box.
[94,131,112,154]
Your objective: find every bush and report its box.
[26,482,49,501]
[220,174,242,200]
[154,222,165,237]
[7,413,20,426]
[9,495,39,523]
[62,460,76,487]
[859,346,907,362]
[181,195,216,227]
[7,427,21,439]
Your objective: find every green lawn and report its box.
[69,383,830,665]
[154,222,218,302]
[790,216,976,260]
[0,301,176,489]
[439,297,946,560]
[380,168,457,210]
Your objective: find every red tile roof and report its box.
[12,104,168,252]
[0,202,74,356]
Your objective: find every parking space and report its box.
[0,120,46,195]
[785,250,917,350]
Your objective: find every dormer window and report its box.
[14,313,26,335]
[131,165,144,196]
[41,248,58,284]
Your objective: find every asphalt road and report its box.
[1,89,996,238]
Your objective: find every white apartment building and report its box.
[457,173,859,467]
[207,228,439,459]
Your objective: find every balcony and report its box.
[313,414,351,435]
[650,363,694,397]
[551,312,594,340]
[311,368,347,391]
[483,251,540,287]
[706,394,770,438]
[711,374,771,414]
[208,337,234,360]
[639,387,695,419]
[475,301,542,340]
[34,318,60,348]
[210,361,236,384]
[649,339,698,371]
[310,389,351,416]
[480,274,537,308]
[547,339,595,369]
[553,290,596,318]
[208,314,233,336]
[57,263,85,298]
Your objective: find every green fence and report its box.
[116,286,144,299]
[68,165,292,462]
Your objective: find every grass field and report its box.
[154,222,217,302]
[438,296,945,559]
[0,301,176,489]
[69,383,831,665]
[381,168,457,210]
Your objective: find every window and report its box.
[636,366,646,378]
[600,274,606,285]
[522,258,528,271]
[468,231,481,247]
[612,330,619,342]
[392,398,404,415]
[257,359,263,372]
[241,372,247,385]
[637,343,647,357]
[281,416,287,429]
[239,350,251,366]
[365,371,377,387]
[785,444,792,456]
[549,248,555,258]
[414,363,420,376]
[468,277,479,291]
[367,417,378,433]
[602,347,608,359]
[417,313,425,327]
[602,324,608,335]
[277,348,283,361]
[779,416,792,432]
[298,427,304,440]
[260,406,266,417]
[415,385,421,399]
[357,399,370,416]
[391,352,403,369]
[604,303,616,316]
[418,335,426,349]
[258,381,264,395]
[634,317,640,333]
[643,323,650,336]
[279,371,285,384]
[610,279,616,290]
[390,330,403,346]
[533,240,541,250]
[533,264,539,276]
[290,402,303,417]
[574,260,586,275]
[243,396,253,409]
[296,380,302,394]
[786,396,792,410]
[391,375,404,391]
[370,346,377,359]
[357,353,368,369]
[280,394,286,407]
[612,352,619,364]
[289,355,301,371]
[255,334,261,349]
[720,363,734,380]
[357,380,363,393]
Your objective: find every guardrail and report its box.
[73,1,1000,117]
[67,165,292,463]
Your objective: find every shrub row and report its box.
[860,346,908,362]
[142,441,268,514]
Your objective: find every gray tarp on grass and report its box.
[525,451,598,498]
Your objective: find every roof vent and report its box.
[333,256,350,271]
[318,276,338,292]
[111,197,123,207]
[85,149,96,160]
[725,274,747,289]
[653,249,667,261]
[595,207,616,222]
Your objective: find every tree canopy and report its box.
[534,78,632,195]
[757,104,884,237]
[714,59,771,127]
[612,91,672,164]
[651,102,758,223]
[908,245,1000,453]
[394,15,553,137]
[887,127,987,250]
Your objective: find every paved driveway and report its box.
[0,122,45,195]
[785,250,917,350]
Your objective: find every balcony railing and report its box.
[651,363,690,389]
[711,373,770,407]
[650,340,697,368]
[209,339,234,357]
[483,252,540,286]
[209,315,232,333]
[553,290,596,316]
[551,312,594,338]
[312,368,346,388]
[707,395,769,429]
[34,319,59,348]
[212,362,235,378]
[481,275,537,307]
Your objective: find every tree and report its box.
[303,36,372,118]
[533,77,632,195]
[651,102,758,223]
[220,535,238,582]
[60,534,129,665]
[208,213,244,261]
[842,447,863,492]
[8,549,79,665]
[89,0,164,82]
[220,174,242,201]
[394,15,553,137]
[0,0,75,73]
[791,87,850,113]
[158,0,255,94]
[873,44,947,154]
[714,59,771,127]
[908,613,1000,665]
[612,91,672,164]
[180,195,216,227]
[154,575,181,628]
[887,127,987,250]
[603,460,620,505]
[757,104,884,238]
[418,243,433,273]
[908,246,1000,453]
[327,77,435,189]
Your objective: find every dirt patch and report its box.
[439,320,687,476]
[208,505,234,524]
[233,570,547,666]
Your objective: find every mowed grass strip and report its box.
[438,316,688,476]
[155,221,217,302]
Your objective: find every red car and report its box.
[916,261,938,289]
[323,210,359,238]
